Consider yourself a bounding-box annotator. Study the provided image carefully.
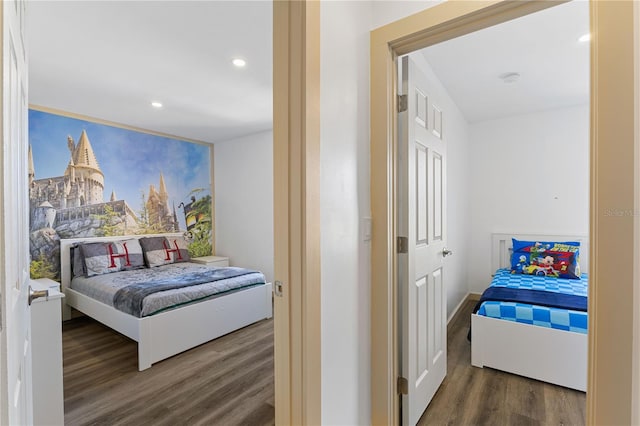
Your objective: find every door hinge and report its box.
[274,280,283,297]
[397,376,408,395]
[397,94,408,113]
[397,236,408,254]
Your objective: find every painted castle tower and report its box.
[64,131,105,207]
[145,173,178,232]
[29,130,105,211]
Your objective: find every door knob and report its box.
[28,287,49,305]
[442,248,453,257]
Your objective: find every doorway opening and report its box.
[26,2,278,424]
[371,1,638,425]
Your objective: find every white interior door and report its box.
[398,55,447,426]
[1,0,32,424]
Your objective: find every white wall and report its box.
[467,104,589,293]
[371,0,442,29]
[319,2,469,423]
[213,130,274,283]
[410,52,471,320]
[320,2,372,423]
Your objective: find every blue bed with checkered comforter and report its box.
[476,268,588,334]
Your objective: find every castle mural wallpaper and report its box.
[29,109,213,279]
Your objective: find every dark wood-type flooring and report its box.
[417,299,586,426]
[63,317,274,426]
[63,299,585,426]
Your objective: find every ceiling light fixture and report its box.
[578,33,591,43]
[499,72,520,84]
[232,58,246,68]
[151,101,163,108]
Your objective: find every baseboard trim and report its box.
[448,292,480,325]
[469,292,481,300]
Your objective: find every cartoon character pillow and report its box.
[510,238,581,279]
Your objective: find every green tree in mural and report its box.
[30,255,57,280]
[185,191,213,257]
[92,204,124,237]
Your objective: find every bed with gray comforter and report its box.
[71,262,266,317]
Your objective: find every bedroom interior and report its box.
[26,1,276,424]
[371,0,593,424]
[8,0,635,425]
[393,1,590,422]
[367,0,638,424]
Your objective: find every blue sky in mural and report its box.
[29,109,211,230]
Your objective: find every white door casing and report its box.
[398,55,447,426]
[0,0,32,424]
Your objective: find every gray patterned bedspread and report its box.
[71,263,266,317]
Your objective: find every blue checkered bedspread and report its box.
[476,268,589,334]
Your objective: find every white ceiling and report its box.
[27,1,272,144]
[421,0,590,123]
[27,1,588,144]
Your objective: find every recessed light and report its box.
[232,58,246,68]
[499,72,520,83]
[578,33,591,43]
[151,101,163,108]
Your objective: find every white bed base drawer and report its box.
[471,313,587,391]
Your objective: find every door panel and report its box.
[415,88,427,128]
[433,153,443,241]
[399,55,447,426]
[415,275,428,381]
[433,268,444,362]
[416,144,428,245]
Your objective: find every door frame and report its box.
[370,1,639,425]
[634,3,640,424]
[273,1,321,425]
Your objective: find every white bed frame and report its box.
[60,234,273,371]
[471,233,588,391]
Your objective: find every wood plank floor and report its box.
[417,299,586,426]
[63,299,585,426]
[62,317,274,426]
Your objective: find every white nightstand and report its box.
[31,278,65,426]
[191,255,229,267]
